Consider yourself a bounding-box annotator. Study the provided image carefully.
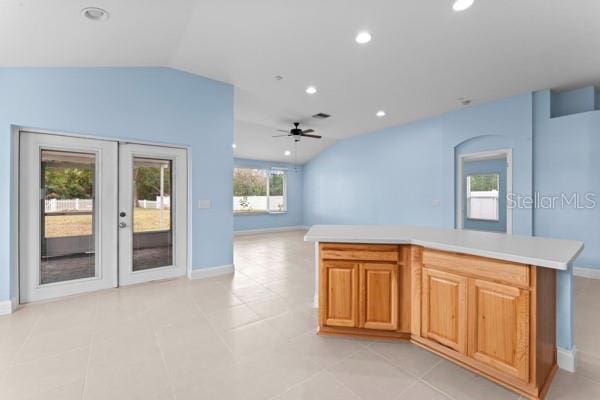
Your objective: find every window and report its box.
[233,167,287,214]
[466,174,499,221]
[269,169,287,212]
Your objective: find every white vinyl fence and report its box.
[45,196,171,213]
[45,199,93,213]
[234,196,285,213]
[137,196,171,209]
[468,191,499,220]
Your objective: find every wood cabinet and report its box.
[319,244,403,335]
[421,268,467,353]
[468,279,530,381]
[318,243,557,400]
[359,263,398,330]
[320,260,359,327]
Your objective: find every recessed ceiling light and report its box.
[232,143,236,149]
[376,110,386,117]
[305,86,317,95]
[355,31,372,44]
[452,0,474,11]
[82,7,109,21]
[284,150,291,156]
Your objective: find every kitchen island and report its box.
[305,225,583,400]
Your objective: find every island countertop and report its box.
[304,224,583,270]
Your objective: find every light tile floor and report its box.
[1,230,599,399]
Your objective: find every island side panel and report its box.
[410,245,423,337]
[556,267,575,372]
[314,241,320,308]
[534,265,558,397]
[398,245,412,333]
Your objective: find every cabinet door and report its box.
[359,263,398,330]
[422,268,468,353]
[321,261,359,327]
[468,279,530,381]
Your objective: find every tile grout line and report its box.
[221,248,332,399]
[310,346,378,400]
[4,310,43,370]
[189,290,240,366]
[264,368,326,400]
[0,309,43,388]
[80,292,100,400]
[151,307,179,400]
[419,377,459,400]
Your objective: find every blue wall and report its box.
[302,91,597,351]
[234,158,303,231]
[551,86,596,118]
[304,89,599,269]
[303,93,534,235]
[0,67,234,301]
[533,89,600,269]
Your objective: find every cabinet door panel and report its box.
[468,279,530,382]
[422,268,467,353]
[359,263,398,330]
[321,261,359,327]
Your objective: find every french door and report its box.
[19,132,188,303]
[118,143,187,286]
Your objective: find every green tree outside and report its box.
[469,174,499,191]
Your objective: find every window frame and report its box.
[233,167,288,215]
[268,168,288,214]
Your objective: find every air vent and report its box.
[312,113,331,119]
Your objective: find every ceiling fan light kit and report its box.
[273,122,322,141]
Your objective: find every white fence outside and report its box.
[45,199,93,213]
[234,196,285,213]
[45,196,171,213]
[468,191,499,220]
[137,196,171,209]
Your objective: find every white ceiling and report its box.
[2,0,600,163]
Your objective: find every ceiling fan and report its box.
[273,122,322,142]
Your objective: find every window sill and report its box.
[234,211,288,216]
[466,217,500,222]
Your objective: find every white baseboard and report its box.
[234,225,310,236]
[188,264,235,280]
[557,346,577,372]
[0,298,17,315]
[573,266,600,279]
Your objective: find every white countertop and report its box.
[304,225,583,270]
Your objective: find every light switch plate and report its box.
[198,199,211,209]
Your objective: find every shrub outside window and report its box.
[233,167,287,214]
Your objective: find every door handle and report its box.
[119,222,127,229]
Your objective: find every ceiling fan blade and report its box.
[276,129,289,133]
[272,134,291,138]
[300,133,322,139]
[302,129,315,134]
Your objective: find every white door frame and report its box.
[456,148,513,234]
[118,143,188,286]
[19,132,119,303]
[13,127,191,304]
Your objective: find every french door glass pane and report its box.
[132,157,173,271]
[40,150,96,284]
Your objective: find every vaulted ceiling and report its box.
[2,0,600,163]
